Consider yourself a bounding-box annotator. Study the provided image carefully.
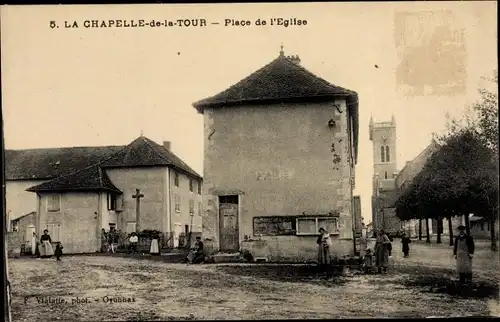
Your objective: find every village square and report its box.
[2,3,499,321]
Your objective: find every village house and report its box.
[193,48,359,262]
[5,145,124,232]
[24,136,202,254]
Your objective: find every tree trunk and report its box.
[448,216,454,246]
[425,218,431,243]
[418,219,422,240]
[436,217,442,244]
[464,214,471,236]
[491,218,497,252]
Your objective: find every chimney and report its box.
[287,54,301,65]
[163,141,171,150]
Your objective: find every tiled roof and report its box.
[100,136,202,179]
[5,146,124,180]
[192,53,359,163]
[193,54,356,109]
[26,164,122,194]
[6,137,202,181]
[11,211,36,222]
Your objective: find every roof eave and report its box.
[169,165,203,180]
[193,93,353,113]
[26,187,123,194]
[100,164,172,169]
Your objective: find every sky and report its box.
[1,2,497,224]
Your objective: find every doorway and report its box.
[218,195,239,252]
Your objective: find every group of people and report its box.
[100,228,163,255]
[362,225,475,284]
[100,228,122,253]
[34,229,64,261]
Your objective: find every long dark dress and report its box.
[401,237,411,256]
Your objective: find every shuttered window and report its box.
[47,194,61,212]
[45,223,62,242]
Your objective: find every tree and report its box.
[395,128,498,249]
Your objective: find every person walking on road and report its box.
[375,229,391,274]
[453,225,475,285]
[401,232,411,258]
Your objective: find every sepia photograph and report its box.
[1,2,498,320]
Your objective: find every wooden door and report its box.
[219,202,239,252]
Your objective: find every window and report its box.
[296,217,339,235]
[189,179,194,192]
[197,181,202,195]
[174,171,179,187]
[385,146,391,162]
[46,223,61,242]
[189,200,194,214]
[175,194,180,212]
[107,194,117,211]
[126,222,136,234]
[47,194,61,212]
[380,146,385,163]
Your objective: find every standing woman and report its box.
[453,225,475,285]
[100,229,108,253]
[31,232,37,257]
[401,232,411,258]
[317,228,332,266]
[375,229,390,274]
[39,229,54,259]
[150,230,160,256]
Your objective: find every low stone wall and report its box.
[241,237,354,263]
[7,232,22,258]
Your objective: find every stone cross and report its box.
[132,189,144,233]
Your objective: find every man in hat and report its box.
[453,225,475,285]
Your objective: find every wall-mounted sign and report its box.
[252,216,296,236]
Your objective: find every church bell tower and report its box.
[369,115,397,180]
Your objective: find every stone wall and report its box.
[202,100,356,259]
[241,237,354,262]
[7,232,22,258]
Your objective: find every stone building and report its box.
[5,145,123,231]
[370,116,402,235]
[24,136,202,254]
[193,49,360,261]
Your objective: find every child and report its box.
[54,242,64,261]
[362,248,374,274]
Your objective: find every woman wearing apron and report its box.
[39,229,54,258]
[150,230,160,256]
